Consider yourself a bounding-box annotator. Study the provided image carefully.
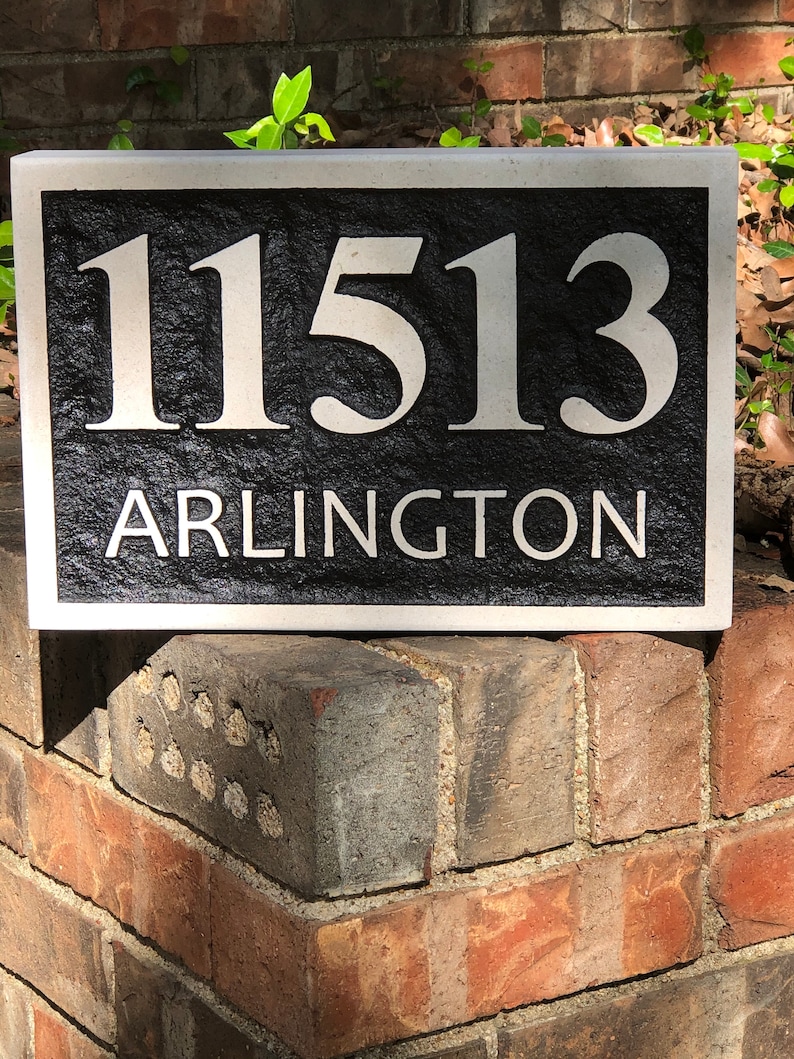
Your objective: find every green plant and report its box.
[0,122,19,152]
[461,55,493,128]
[520,116,567,147]
[439,127,481,147]
[108,119,135,151]
[126,44,189,105]
[736,330,794,437]
[0,220,14,328]
[224,66,335,150]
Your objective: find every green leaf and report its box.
[0,265,15,301]
[683,26,705,54]
[256,122,284,150]
[107,133,135,150]
[245,115,277,138]
[634,123,665,145]
[749,400,775,414]
[757,179,780,192]
[781,185,794,209]
[0,220,12,249]
[170,45,189,66]
[780,56,794,79]
[733,142,773,160]
[780,380,792,394]
[223,129,254,148]
[780,332,794,353]
[736,364,752,389]
[117,119,134,132]
[462,59,478,71]
[763,103,776,123]
[272,66,312,125]
[764,239,794,257]
[686,103,712,120]
[301,112,335,142]
[460,135,482,147]
[155,80,182,104]
[125,65,157,92]
[439,127,463,147]
[283,128,299,150]
[522,116,542,139]
[732,96,754,115]
[479,60,494,73]
[475,98,492,117]
[0,303,7,327]
[702,73,716,85]
[541,134,566,147]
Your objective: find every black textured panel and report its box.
[41,187,708,607]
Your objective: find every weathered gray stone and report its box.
[108,634,440,896]
[378,636,576,868]
[0,966,33,1059]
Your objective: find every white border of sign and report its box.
[12,149,736,632]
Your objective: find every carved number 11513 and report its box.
[77,231,677,436]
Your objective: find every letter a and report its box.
[105,489,169,557]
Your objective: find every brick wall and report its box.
[4,407,794,1056]
[3,0,794,174]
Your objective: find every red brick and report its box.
[710,812,794,949]
[0,58,193,131]
[295,0,461,41]
[709,605,794,817]
[114,941,269,1059]
[472,0,623,33]
[378,43,543,106]
[98,0,288,49]
[566,634,702,843]
[0,850,113,1042]
[498,952,794,1058]
[705,31,793,88]
[210,863,311,1054]
[621,839,703,975]
[783,0,794,19]
[0,737,27,854]
[0,965,33,1057]
[26,753,211,978]
[312,902,432,1057]
[33,1006,110,1059]
[630,0,775,29]
[466,869,576,1019]
[1,1,99,52]
[546,35,700,99]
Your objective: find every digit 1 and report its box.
[445,233,543,431]
[190,234,289,431]
[78,235,179,431]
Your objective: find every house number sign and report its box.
[11,149,735,631]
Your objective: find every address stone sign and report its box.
[12,149,735,632]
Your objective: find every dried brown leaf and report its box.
[487,127,513,147]
[760,574,794,592]
[595,117,614,147]
[756,411,794,465]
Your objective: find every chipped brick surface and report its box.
[0,965,33,1059]
[710,811,794,949]
[294,0,461,41]
[567,633,702,843]
[1,1,99,52]
[109,634,439,896]
[706,30,794,87]
[380,636,576,866]
[710,603,794,816]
